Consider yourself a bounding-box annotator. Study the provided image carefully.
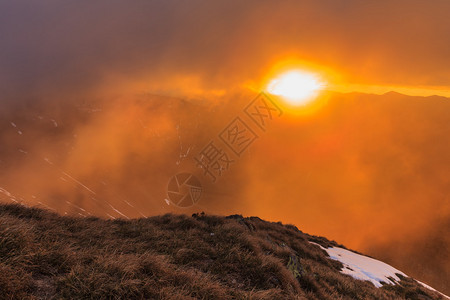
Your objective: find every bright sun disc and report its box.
[267,71,324,105]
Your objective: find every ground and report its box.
[0,204,446,299]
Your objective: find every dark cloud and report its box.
[1,0,449,104]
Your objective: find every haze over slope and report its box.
[0,91,449,293]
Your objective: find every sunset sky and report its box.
[0,0,449,294]
[1,1,450,99]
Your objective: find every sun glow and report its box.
[267,70,324,106]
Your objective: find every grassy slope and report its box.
[0,204,445,300]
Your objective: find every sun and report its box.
[267,70,324,106]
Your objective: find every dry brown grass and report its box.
[0,204,446,299]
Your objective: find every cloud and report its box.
[1,0,450,105]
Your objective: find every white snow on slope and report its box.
[311,242,405,287]
[310,242,450,298]
[416,280,450,299]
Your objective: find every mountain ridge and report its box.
[0,203,447,299]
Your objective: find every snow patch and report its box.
[310,242,405,287]
[310,242,450,298]
[416,280,450,299]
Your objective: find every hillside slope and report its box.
[0,204,447,299]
